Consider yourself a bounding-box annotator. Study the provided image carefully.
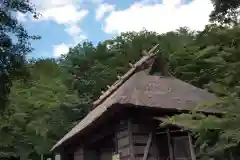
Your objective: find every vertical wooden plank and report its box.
[55,154,61,160]
[167,129,174,160]
[114,130,118,154]
[128,119,135,160]
[188,133,196,160]
[142,132,152,160]
[74,147,84,160]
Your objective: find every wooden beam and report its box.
[129,63,134,68]
[156,129,188,135]
[149,44,159,54]
[167,128,174,160]
[93,67,135,106]
[128,119,135,160]
[142,132,152,160]
[188,133,196,160]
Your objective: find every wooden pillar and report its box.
[188,134,196,160]
[142,132,152,160]
[166,129,174,160]
[131,119,159,160]
[128,120,135,160]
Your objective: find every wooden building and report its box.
[51,45,217,160]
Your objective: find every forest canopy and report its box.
[1,0,240,160]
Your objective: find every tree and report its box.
[0,0,39,110]
[0,59,82,160]
[60,31,160,108]
[210,0,240,25]
[166,25,240,159]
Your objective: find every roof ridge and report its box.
[93,44,159,107]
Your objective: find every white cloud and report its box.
[96,3,115,20]
[91,0,104,4]
[30,0,90,57]
[53,43,70,57]
[32,0,78,10]
[41,5,88,24]
[162,0,182,6]
[65,25,82,36]
[38,4,89,46]
[64,24,87,44]
[53,34,87,57]
[104,0,213,34]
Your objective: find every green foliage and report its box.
[60,26,240,159]
[1,0,240,159]
[210,0,240,24]
[0,0,40,110]
[60,31,159,107]
[167,25,240,159]
[3,25,238,159]
[0,59,81,159]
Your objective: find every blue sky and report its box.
[17,0,213,58]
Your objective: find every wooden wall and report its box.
[57,104,197,160]
[131,119,159,160]
[115,118,159,160]
[74,148,84,160]
[66,118,195,160]
[116,119,131,160]
[73,147,100,160]
[73,128,115,160]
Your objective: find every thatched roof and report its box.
[51,45,217,151]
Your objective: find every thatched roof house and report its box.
[51,45,217,160]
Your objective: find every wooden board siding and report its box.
[133,135,149,145]
[119,147,131,158]
[100,148,112,160]
[116,120,131,160]
[134,145,158,156]
[73,134,114,160]
[118,136,130,149]
[74,148,84,160]
[131,119,159,160]
[131,123,150,135]
[117,129,129,140]
[115,118,160,160]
